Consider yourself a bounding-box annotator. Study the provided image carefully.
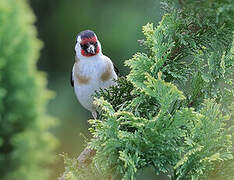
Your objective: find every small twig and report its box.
[58,146,96,180]
[77,146,115,180]
[77,146,96,168]
[58,175,65,180]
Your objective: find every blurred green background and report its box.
[29,0,164,179]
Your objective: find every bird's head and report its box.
[75,30,102,59]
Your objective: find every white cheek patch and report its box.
[95,34,98,40]
[97,41,102,52]
[75,35,81,56]
[77,35,81,43]
[75,43,78,52]
[75,43,82,58]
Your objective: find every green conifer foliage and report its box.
[62,0,233,179]
[0,0,57,179]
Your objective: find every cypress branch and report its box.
[61,0,234,179]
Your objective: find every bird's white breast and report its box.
[73,55,117,112]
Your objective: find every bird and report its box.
[71,30,119,119]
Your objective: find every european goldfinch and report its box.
[71,30,118,119]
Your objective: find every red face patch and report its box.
[80,36,97,45]
[80,36,100,57]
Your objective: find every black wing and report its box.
[70,70,74,87]
[113,63,120,76]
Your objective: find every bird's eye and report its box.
[80,44,88,49]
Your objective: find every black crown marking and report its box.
[78,30,96,40]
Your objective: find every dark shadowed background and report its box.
[29,0,164,179]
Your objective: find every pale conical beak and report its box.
[87,44,95,54]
